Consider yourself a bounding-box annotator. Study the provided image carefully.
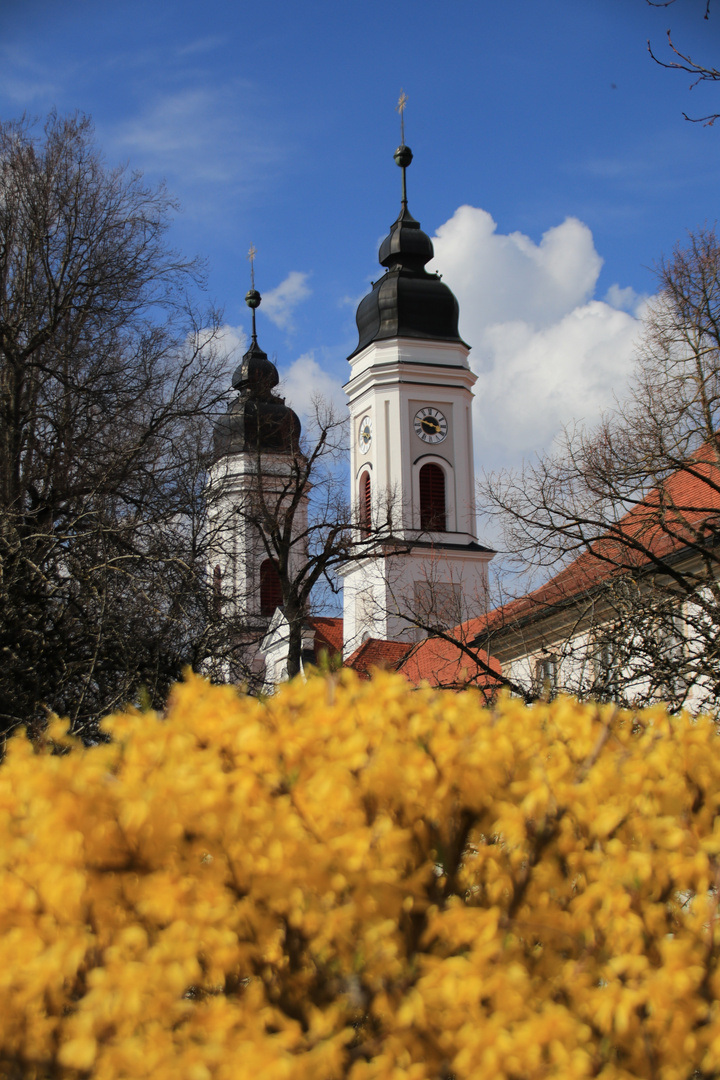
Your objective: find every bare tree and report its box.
[251,402,353,680]
[647,0,720,124]
[478,227,720,709]
[0,112,232,740]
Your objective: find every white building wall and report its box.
[342,335,491,655]
[345,338,478,544]
[206,452,308,620]
[340,545,492,659]
[501,601,718,711]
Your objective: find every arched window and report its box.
[213,564,222,616]
[419,463,446,532]
[260,558,283,616]
[359,471,371,538]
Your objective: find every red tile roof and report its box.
[463,444,720,643]
[344,634,501,695]
[397,635,501,695]
[307,616,344,659]
[345,638,413,679]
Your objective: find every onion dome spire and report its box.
[349,95,466,360]
[395,90,411,210]
[245,243,262,345]
[231,245,280,394]
[214,248,301,459]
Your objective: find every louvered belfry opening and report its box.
[359,471,372,538]
[419,463,446,531]
[260,558,283,616]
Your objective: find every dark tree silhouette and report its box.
[0,112,229,741]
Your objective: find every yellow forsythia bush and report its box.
[2,671,720,1080]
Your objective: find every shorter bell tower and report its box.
[340,129,493,656]
[206,265,305,683]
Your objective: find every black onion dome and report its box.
[213,394,301,459]
[378,204,434,271]
[349,147,467,360]
[231,338,279,393]
[213,288,301,460]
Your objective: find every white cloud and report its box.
[113,89,243,182]
[0,45,57,103]
[176,36,225,58]
[603,283,645,313]
[211,323,246,364]
[431,206,602,330]
[106,86,285,222]
[261,271,311,331]
[430,206,644,471]
[192,322,246,393]
[475,303,640,462]
[279,352,346,422]
[339,290,368,310]
[194,321,246,363]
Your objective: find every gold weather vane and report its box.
[396,90,408,144]
[247,244,257,290]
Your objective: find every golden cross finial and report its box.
[396,90,408,144]
[247,244,257,290]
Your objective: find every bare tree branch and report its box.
[477,226,720,711]
[647,1,719,125]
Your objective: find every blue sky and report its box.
[2,0,719,473]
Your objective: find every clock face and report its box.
[358,415,372,454]
[414,407,448,444]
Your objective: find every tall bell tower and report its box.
[340,116,493,655]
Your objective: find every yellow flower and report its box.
[2,672,720,1079]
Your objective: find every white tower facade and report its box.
[207,286,305,684]
[340,144,493,656]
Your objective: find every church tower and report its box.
[340,136,493,655]
[207,276,305,683]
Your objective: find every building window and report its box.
[413,580,462,632]
[260,558,283,616]
[213,564,222,616]
[359,471,371,538]
[419,463,446,531]
[535,654,557,697]
[592,636,619,700]
[656,608,686,700]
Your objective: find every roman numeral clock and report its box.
[414,407,448,444]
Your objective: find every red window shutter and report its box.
[359,471,371,538]
[419,463,446,531]
[260,559,283,616]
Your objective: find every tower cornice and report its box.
[347,336,473,382]
[344,356,477,401]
